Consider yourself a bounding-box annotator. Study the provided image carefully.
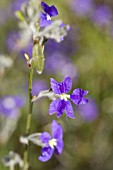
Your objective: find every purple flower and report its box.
[70,0,94,17]
[39,120,64,162]
[49,76,88,118]
[0,96,25,117]
[77,98,98,122]
[70,88,89,105]
[40,2,58,28]
[91,5,112,26]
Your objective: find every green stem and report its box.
[23,63,34,170]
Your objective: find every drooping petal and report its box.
[40,12,52,28]
[56,100,67,118]
[50,78,62,94]
[70,88,89,105]
[40,132,51,146]
[49,99,67,118]
[51,120,63,140]
[49,99,61,115]
[41,2,50,14]
[56,111,64,118]
[62,76,72,93]
[55,139,64,155]
[65,100,75,118]
[38,147,54,162]
[48,5,58,17]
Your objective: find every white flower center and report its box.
[2,97,16,109]
[46,14,51,21]
[49,138,57,149]
[60,93,70,101]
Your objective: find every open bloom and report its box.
[39,120,64,162]
[49,76,88,118]
[40,2,58,28]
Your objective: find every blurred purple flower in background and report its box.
[49,76,88,118]
[0,96,25,117]
[70,0,94,17]
[45,52,78,79]
[12,0,28,11]
[32,80,48,96]
[6,32,20,52]
[91,5,112,26]
[40,2,58,28]
[77,98,98,122]
[39,120,64,162]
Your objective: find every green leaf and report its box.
[32,43,45,74]
[15,11,26,22]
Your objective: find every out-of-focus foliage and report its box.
[0,0,113,170]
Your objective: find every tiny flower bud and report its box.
[24,53,32,68]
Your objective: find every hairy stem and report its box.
[23,63,34,170]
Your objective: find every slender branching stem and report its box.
[23,62,34,170]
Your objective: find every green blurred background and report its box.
[0,0,113,170]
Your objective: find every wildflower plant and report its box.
[2,1,89,170]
